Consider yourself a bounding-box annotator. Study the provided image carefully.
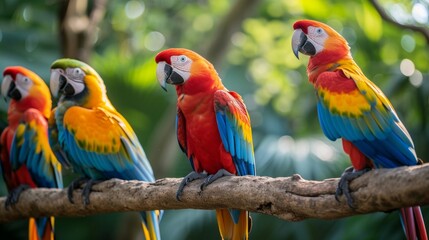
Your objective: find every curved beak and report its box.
[156,61,185,92]
[50,69,75,97]
[7,81,21,100]
[50,69,61,97]
[1,75,13,101]
[291,29,316,58]
[1,75,21,101]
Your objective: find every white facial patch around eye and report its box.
[308,26,328,45]
[66,67,85,81]
[15,73,34,95]
[171,55,192,72]
[63,67,85,95]
[306,26,328,54]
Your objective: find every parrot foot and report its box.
[81,179,102,206]
[335,166,371,208]
[67,177,89,204]
[176,171,208,201]
[200,169,234,191]
[5,184,30,208]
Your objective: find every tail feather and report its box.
[216,209,249,240]
[400,207,428,240]
[29,217,55,240]
[140,210,161,240]
[414,207,428,240]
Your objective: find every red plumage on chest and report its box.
[314,70,357,93]
[177,92,236,175]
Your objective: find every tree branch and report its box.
[369,0,429,44]
[1,164,428,223]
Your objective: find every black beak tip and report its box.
[293,50,300,59]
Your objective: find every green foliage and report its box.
[0,0,428,239]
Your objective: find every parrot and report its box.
[291,19,427,240]
[0,66,63,240]
[49,58,161,240]
[155,48,256,240]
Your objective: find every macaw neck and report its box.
[60,86,114,110]
[175,75,225,116]
[175,74,224,96]
[308,50,353,84]
[7,96,51,126]
[59,96,115,113]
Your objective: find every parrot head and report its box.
[155,48,220,93]
[50,58,108,107]
[2,66,52,117]
[292,19,350,63]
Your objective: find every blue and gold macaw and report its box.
[49,59,161,240]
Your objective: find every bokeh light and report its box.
[231,32,246,47]
[401,34,416,52]
[412,3,428,24]
[193,14,213,32]
[312,140,335,162]
[144,31,165,51]
[23,6,32,22]
[389,4,408,23]
[400,58,415,76]
[125,0,145,20]
[409,70,423,87]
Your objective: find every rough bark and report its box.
[1,164,428,223]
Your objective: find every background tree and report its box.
[0,0,428,239]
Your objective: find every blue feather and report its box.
[214,90,256,177]
[216,112,229,152]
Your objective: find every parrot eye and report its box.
[67,67,85,80]
[17,75,31,87]
[178,55,188,63]
[316,28,323,34]
[73,68,84,78]
[15,73,33,92]
[171,54,193,72]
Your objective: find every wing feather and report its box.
[60,106,154,182]
[10,109,62,188]
[214,90,256,176]
[315,69,417,167]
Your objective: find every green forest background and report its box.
[0,0,428,239]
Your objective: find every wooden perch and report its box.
[1,164,428,223]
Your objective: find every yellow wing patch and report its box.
[319,88,371,117]
[317,60,389,118]
[63,106,126,153]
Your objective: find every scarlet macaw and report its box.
[49,59,161,240]
[155,48,255,240]
[292,19,427,240]
[1,66,63,240]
